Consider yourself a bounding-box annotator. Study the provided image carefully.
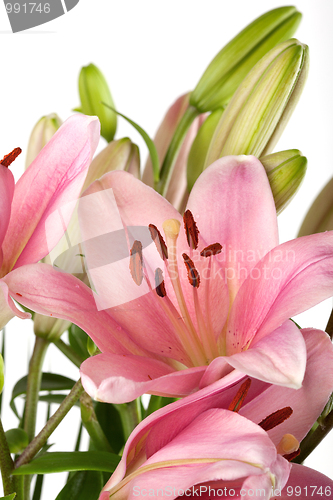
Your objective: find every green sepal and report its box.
[12,451,120,475]
[55,470,103,500]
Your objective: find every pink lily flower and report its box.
[0,114,100,329]
[4,155,333,401]
[100,329,333,498]
[101,408,291,499]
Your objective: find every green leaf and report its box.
[144,395,178,418]
[68,325,90,361]
[0,494,16,499]
[95,402,124,454]
[12,452,120,475]
[102,103,160,184]
[55,470,103,500]
[10,373,76,418]
[32,474,44,500]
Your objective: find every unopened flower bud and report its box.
[5,428,29,454]
[205,39,309,166]
[78,63,117,142]
[298,176,333,236]
[190,6,302,112]
[25,113,62,169]
[260,149,307,214]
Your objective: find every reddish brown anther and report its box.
[1,147,22,168]
[283,449,300,461]
[149,224,168,260]
[200,243,223,258]
[182,253,200,288]
[258,407,293,431]
[155,268,167,298]
[183,210,199,250]
[228,379,251,412]
[129,240,143,286]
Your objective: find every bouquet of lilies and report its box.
[0,6,333,500]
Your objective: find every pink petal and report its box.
[280,464,333,499]
[0,165,15,264]
[2,115,100,273]
[3,263,149,356]
[240,328,333,445]
[228,231,333,349]
[225,320,307,388]
[186,155,278,299]
[80,353,205,403]
[0,279,30,330]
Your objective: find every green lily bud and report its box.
[25,113,62,169]
[0,353,4,395]
[190,6,302,112]
[187,108,223,191]
[260,150,307,214]
[5,428,29,454]
[298,176,333,236]
[83,137,140,192]
[78,63,117,142]
[205,39,309,167]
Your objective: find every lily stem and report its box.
[53,338,84,368]
[293,408,333,464]
[15,379,84,469]
[0,415,15,496]
[116,399,142,441]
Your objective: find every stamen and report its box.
[129,240,143,286]
[258,407,293,431]
[182,253,200,288]
[200,243,222,258]
[1,147,22,168]
[149,224,168,260]
[283,449,301,461]
[155,268,167,298]
[276,434,299,456]
[183,210,199,249]
[228,379,251,412]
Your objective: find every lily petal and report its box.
[80,353,205,404]
[186,155,278,299]
[225,320,306,388]
[0,165,15,263]
[280,464,333,499]
[2,115,100,273]
[0,279,30,330]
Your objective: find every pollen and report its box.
[149,224,168,260]
[258,407,293,431]
[129,240,143,286]
[1,147,22,168]
[182,253,200,288]
[228,378,251,412]
[155,268,167,298]
[200,243,223,258]
[183,210,199,249]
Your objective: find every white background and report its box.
[0,0,333,497]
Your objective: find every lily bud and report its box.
[260,150,307,214]
[190,6,302,112]
[205,39,309,166]
[25,113,62,169]
[78,63,117,142]
[5,428,29,454]
[298,176,333,236]
[0,353,4,394]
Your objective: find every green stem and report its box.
[325,307,333,340]
[24,337,49,442]
[53,339,84,368]
[157,105,199,196]
[15,380,84,469]
[293,409,333,464]
[116,399,142,441]
[80,392,113,452]
[0,416,14,495]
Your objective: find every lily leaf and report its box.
[55,470,103,500]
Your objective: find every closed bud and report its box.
[190,6,302,112]
[5,428,29,454]
[25,113,62,169]
[205,39,309,167]
[298,176,333,236]
[79,63,117,142]
[260,149,307,214]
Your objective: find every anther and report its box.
[182,253,200,288]
[149,224,168,260]
[155,268,167,298]
[1,147,22,168]
[228,379,251,412]
[258,407,293,432]
[276,434,299,456]
[129,240,143,286]
[200,243,222,258]
[183,210,199,250]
